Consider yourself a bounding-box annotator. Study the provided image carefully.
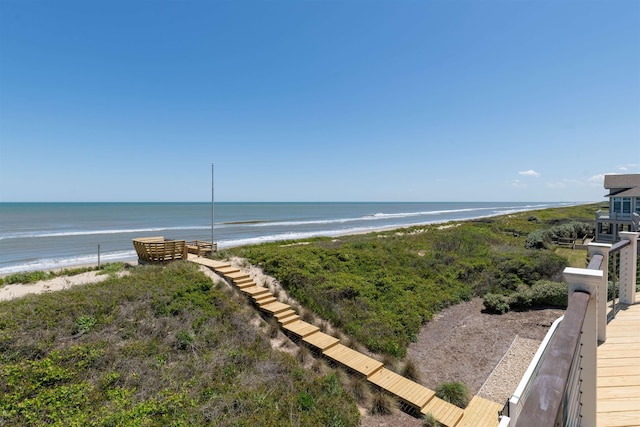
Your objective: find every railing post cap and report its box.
[587,242,613,255]
[564,267,603,294]
[619,231,640,239]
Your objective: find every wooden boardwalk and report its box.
[189,255,502,426]
[597,296,640,427]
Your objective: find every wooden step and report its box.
[368,368,434,411]
[234,277,254,285]
[302,331,340,352]
[420,396,464,427]
[456,396,502,427]
[254,292,275,302]
[260,301,291,315]
[274,309,300,325]
[322,344,384,378]
[236,280,256,289]
[279,313,300,325]
[225,271,251,281]
[216,266,240,275]
[256,296,277,306]
[241,286,270,298]
[282,320,320,338]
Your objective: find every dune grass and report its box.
[0,261,359,426]
[227,204,599,357]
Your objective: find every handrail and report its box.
[515,291,590,426]
[610,239,630,253]
[587,253,603,270]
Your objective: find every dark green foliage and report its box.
[483,293,510,314]
[0,262,359,426]
[229,205,588,357]
[435,381,470,409]
[484,280,568,313]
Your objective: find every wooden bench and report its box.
[186,240,217,256]
[133,236,188,263]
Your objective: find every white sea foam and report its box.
[0,250,137,275]
[0,226,210,241]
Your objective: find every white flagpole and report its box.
[211,163,214,251]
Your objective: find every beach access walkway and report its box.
[188,255,502,427]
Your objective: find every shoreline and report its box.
[1,202,592,277]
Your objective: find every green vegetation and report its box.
[0,262,359,426]
[524,221,594,249]
[434,381,470,409]
[1,263,126,286]
[228,204,599,357]
[483,280,568,314]
[423,412,443,427]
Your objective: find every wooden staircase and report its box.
[189,255,502,426]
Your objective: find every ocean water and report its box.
[0,202,572,274]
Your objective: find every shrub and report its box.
[5,270,51,284]
[74,315,97,335]
[483,293,510,314]
[423,413,443,427]
[528,280,567,307]
[369,391,396,415]
[435,381,470,409]
[401,358,421,382]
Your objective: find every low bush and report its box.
[525,221,595,250]
[483,293,510,314]
[369,391,396,415]
[435,381,470,409]
[423,413,443,427]
[484,280,568,313]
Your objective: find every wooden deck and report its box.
[597,296,640,427]
[188,255,502,427]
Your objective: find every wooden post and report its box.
[618,232,639,305]
[98,244,101,269]
[564,267,603,427]
[588,242,611,343]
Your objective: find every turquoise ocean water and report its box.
[0,202,572,274]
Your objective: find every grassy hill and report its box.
[227,203,601,357]
[0,262,359,426]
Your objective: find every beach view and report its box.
[1,1,639,426]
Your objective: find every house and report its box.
[595,173,640,242]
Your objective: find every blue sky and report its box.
[1,1,638,202]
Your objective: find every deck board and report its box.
[368,368,434,409]
[260,301,291,315]
[302,331,340,351]
[421,396,464,427]
[457,396,501,427]
[282,320,320,338]
[322,344,383,377]
[597,295,640,427]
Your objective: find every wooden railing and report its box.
[133,237,188,262]
[500,232,638,427]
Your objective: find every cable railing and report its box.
[499,232,638,427]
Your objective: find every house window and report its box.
[622,198,631,214]
[613,198,622,213]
